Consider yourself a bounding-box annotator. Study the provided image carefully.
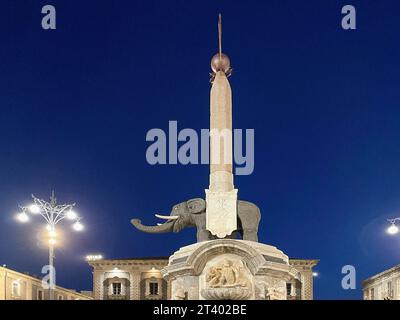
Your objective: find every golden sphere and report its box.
[211,53,231,73]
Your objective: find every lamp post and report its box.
[386,218,400,235]
[15,191,84,300]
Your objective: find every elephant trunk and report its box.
[131,219,174,233]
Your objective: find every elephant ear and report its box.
[187,198,206,214]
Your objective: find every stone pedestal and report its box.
[161,239,301,300]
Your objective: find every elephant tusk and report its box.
[155,214,179,220]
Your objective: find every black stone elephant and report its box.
[131,198,261,242]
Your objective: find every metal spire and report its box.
[210,14,232,81]
[218,13,222,58]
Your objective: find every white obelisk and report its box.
[205,15,238,238]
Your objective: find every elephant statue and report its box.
[131,198,261,242]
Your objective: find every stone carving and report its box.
[254,281,268,300]
[201,259,252,300]
[206,189,238,238]
[266,286,286,300]
[131,199,261,242]
[206,259,248,288]
[173,287,187,300]
[255,279,286,300]
[201,286,252,300]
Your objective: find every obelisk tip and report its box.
[211,14,231,76]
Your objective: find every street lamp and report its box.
[386,218,400,235]
[15,191,84,300]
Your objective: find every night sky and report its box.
[1,0,400,300]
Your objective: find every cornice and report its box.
[289,259,319,267]
[89,259,169,268]
[363,265,400,287]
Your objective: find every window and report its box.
[397,279,400,299]
[370,288,375,300]
[12,281,21,297]
[286,283,292,296]
[387,282,393,298]
[149,282,159,295]
[37,290,43,300]
[58,295,63,300]
[112,282,122,295]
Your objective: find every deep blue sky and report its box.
[1,0,400,300]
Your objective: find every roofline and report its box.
[289,259,320,262]
[87,257,319,268]
[88,257,169,264]
[98,257,169,261]
[0,266,92,299]
[289,259,320,266]
[88,257,319,262]
[362,264,400,285]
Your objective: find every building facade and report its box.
[89,258,169,300]
[363,264,400,300]
[88,257,318,300]
[288,259,319,300]
[0,266,92,300]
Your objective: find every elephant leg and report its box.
[237,201,261,242]
[242,229,258,242]
[197,229,213,242]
